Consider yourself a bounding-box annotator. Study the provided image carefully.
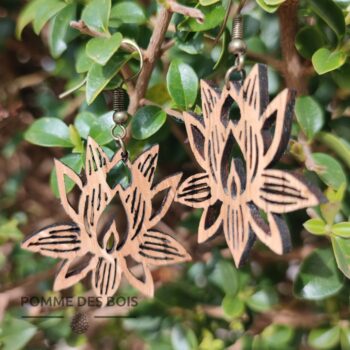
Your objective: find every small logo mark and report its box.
[70,312,89,334]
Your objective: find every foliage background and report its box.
[1,0,350,349]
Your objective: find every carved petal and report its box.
[22,223,82,259]
[249,204,291,255]
[119,256,154,297]
[200,80,221,122]
[137,229,191,266]
[176,173,212,209]
[92,256,121,306]
[149,173,182,227]
[133,144,159,185]
[198,200,223,243]
[252,169,323,214]
[222,203,255,267]
[53,255,97,291]
[85,137,109,177]
[55,160,83,222]
[239,64,269,120]
[183,111,207,169]
[260,89,295,167]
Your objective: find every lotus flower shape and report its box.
[22,138,190,305]
[176,64,324,267]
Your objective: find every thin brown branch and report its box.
[128,7,173,115]
[70,20,106,38]
[165,0,204,23]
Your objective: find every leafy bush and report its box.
[0,0,350,349]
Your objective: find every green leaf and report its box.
[312,48,347,75]
[294,248,344,300]
[0,219,23,243]
[131,106,167,140]
[0,316,37,350]
[81,0,111,34]
[186,5,225,32]
[110,2,146,25]
[295,26,325,59]
[74,111,97,139]
[312,153,347,189]
[256,0,280,13]
[308,327,341,350]
[171,325,198,350]
[295,96,324,140]
[86,32,122,65]
[33,0,67,35]
[167,60,198,110]
[199,0,220,5]
[86,53,132,104]
[309,0,345,38]
[69,125,84,153]
[333,63,350,89]
[246,287,278,312]
[261,325,295,347]
[332,222,350,238]
[222,295,245,318]
[340,328,350,350]
[50,153,83,197]
[16,0,46,38]
[24,117,73,148]
[304,218,327,235]
[48,4,77,58]
[89,111,115,145]
[76,47,94,73]
[331,236,350,278]
[208,260,239,296]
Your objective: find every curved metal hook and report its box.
[120,38,144,83]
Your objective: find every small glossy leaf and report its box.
[308,327,341,350]
[309,0,345,38]
[76,47,94,73]
[81,0,111,34]
[33,0,67,35]
[16,0,46,39]
[110,2,146,25]
[50,153,83,197]
[312,153,347,189]
[331,236,350,278]
[200,0,220,5]
[208,260,239,296]
[89,111,114,145]
[222,295,245,318]
[86,32,122,65]
[25,117,73,148]
[86,53,133,104]
[262,324,295,347]
[295,96,324,140]
[69,125,84,153]
[186,5,225,32]
[246,287,278,312]
[294,248,344,300]
[49,4,77,58]
[256,0,280,13]
[131,106,167,140]
[332,222,350,238]
[0,316,37,350]
[333,63,350,89]
[167,60,198,110]
[312,48,346,75]
[74,111,97,139]
[304,218,327,235]
[295,26,325,59]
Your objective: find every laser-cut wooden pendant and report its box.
[22,138,190,305]
[176,63,325,267]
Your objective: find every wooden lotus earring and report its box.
[175,12,325,267]
[22,40,190,306]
